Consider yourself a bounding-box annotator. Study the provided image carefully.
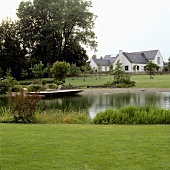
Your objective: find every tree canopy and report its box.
[0,0,97,79]
[145,61,159,79]
[17,0,97,66]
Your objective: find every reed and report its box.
[93,105,170,124]
[33,107,90,124]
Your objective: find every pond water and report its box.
[1,92,170,118]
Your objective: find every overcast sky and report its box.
[0,0,170,61]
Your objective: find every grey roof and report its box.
[104,55,111,59]
[123,52,148,64]
[110,56,117,63]
[92,58,110,66]
[123,50,159,64]
[134,50,159,60]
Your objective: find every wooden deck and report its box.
[26,89,83,98]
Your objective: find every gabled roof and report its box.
[123,50,159,64]
[134,50,159,60]
[123,52,148,64]
[92,58,110,66]
[110,56,117,63]
[104,55,111,59]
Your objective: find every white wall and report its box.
[113,52,146,72]
[152,50,164,70]
[90,59,110,72]
[90,59,97,70]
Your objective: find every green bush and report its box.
[0,76,16,94]
[11,85,22,92]
[48,84,57,89]
[33,80,39,84]
[18,81,32,85]
[93,105,170,124]
[27,84,41,92]
[42,80,47,85]
[7,89,42,123]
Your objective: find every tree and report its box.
[81,64,88,81]
[145,61,159,79]
[109,63,113,80]
[92,54,97,59]
[132,65,137,72]
[112,60,135,87]
[30,61,46,85]
[168,57,170,71]
[52,61,70,84]
[113,60,125,83]
[70,63,80,79]
[0,67,3,78]
[21,69,28,79]
[97,63,102,79]
[0,18,27,79]
[44,63,52,78]
[17,0,97,67]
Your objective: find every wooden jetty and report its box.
[26,89,83,98]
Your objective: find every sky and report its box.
[0,0,170,61]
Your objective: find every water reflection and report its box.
[38,92,170,118]
[1,92,170,118]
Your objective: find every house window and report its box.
[125,66,129,71]
[157,57,160,65]
[105,67,107,72]
[137,66,139,71]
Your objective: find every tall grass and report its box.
[33,108,90,124]
[93,105,170,124]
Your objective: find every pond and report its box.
[1,92,170,118]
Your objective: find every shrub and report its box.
[33,80,39,84]
[8,89,42,123]
[18,81,32,85]
[93,105,170,124]
[11,85,22,92]
[27,84,41,92]
[48,84,57,89]
[42,80,47,86]
[0,76,16,94]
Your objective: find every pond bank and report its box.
[79,88,170,95]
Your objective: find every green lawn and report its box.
[64,74,170,88]
[1,124,170,170]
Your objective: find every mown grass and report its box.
[64,74,170,88]
[1,124,170,170]
[18,73,170,88]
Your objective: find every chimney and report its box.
[119,50,123,63]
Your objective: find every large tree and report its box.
[17,0,97,66]
[0,18,27,79]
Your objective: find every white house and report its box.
[91,49,164,72]
[113,50,164,72]
[90,55,117,72]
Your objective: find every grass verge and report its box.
[1,124,170,170]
